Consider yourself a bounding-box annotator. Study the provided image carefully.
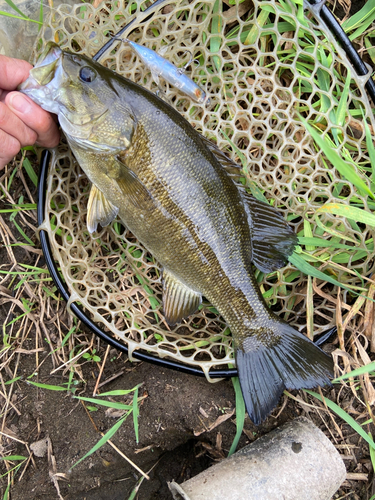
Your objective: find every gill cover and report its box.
[19,42,134,149]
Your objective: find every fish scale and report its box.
[19,42,334,424]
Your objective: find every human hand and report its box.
[0,55,60,169]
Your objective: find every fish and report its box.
[19,42,334,424]
[119,37,208,104]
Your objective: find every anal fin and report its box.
[87,184,119,233]
[162,270,202,326]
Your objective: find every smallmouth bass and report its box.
[20,42,333,424]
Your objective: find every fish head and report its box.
[19,42,133,150]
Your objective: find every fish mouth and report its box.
[18,42,64,114]
[19,42,62,90]
[18,42,110,142]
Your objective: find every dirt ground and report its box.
[0,327,373,500]
[0,319,358,500]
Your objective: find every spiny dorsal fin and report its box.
[87,184,119,233]
[162,270,202,326]
[242,192,298,273]
[199,135,297,273]
[200,135,243,180]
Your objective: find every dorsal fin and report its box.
[242,192,298,273]
[199,135,297,273]
[200,135,243,181]
[162,270,202,325]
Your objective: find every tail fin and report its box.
[235,321,333,425]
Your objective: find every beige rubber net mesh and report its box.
[35,0,375,379]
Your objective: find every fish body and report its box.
[122,38,207,104]
[20,43,333,424]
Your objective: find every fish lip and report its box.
[18,76,42,92]
[18,60,63,113]
[18,42,63,92]
[18,43,66,116]
[36,43,62,67]
[32,42,63,71]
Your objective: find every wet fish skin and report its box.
[19,43,333,424]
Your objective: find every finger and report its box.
[6,92,60,148]
[0,101,37,147]
[0,129,21,170]
[0,55,32,91]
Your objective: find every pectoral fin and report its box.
[109,154,154,211]
[87,184,119,233]
[162,270,202,325]
[242,193,298,273]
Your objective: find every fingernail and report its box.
[9,94,33,114]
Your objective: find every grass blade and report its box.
[332,69,351,140]
[132,386,139,444]
[333,361,375,382]
[342,1,375,31]
[210,0,223,72]
[3,0,27,18]
[22,158,38,187]
[70,414,129,469]
[74,396,131,410]
[38,0,43,27]
[297,237,356,250]
[302,118,375,199]
[288,252,336,283]
[305,390,375,452]
[369,433,375,476]
[363,117,375,191]
[342,1,375,40]
[315,203,375,228]
[0,10,41,23]
[26,381,68,391]
[288,252,356,293]
[244,8,269,45]
[228,377,246,456]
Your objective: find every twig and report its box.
[0,430,27,445]
[93,344,110,396]
[98,370,125,388]
[101,435,150,480]
[50,346,91,374]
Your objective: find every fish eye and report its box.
[79,66,96,83]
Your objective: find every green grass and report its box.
[23,379,143,470]
[71,385,143,468]
[228,376,246,455]
[1,1,375,496]
[0,0,43,26]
